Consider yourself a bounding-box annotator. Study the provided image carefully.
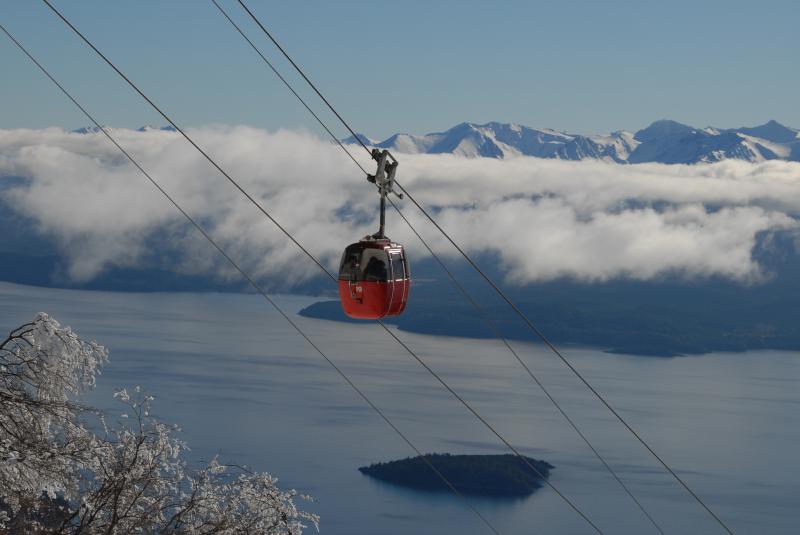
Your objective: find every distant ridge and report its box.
[70,125,177,134]
[69,121,800,164]
[343,119,800,164]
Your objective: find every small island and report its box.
[359,453,553,498]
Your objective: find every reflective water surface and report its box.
[1,282,797,534]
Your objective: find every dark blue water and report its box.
[1,282,797,534]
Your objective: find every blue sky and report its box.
[2,0,798,139]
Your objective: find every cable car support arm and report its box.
[367,149,401,239]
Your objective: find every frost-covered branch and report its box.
[0,314,317,534]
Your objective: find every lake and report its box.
[0,282,797,534]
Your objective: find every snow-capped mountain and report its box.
[344,119,800,164]
[136,125,177,133]
[71,126,109,135]
[71,125,178,134]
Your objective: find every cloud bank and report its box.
[0,126,798,286]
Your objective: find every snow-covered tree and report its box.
[0,313,317,534]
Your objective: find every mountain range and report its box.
[71,125,178,134]
[344,119,800,164]
[3,136,799,355]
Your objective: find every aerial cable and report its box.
[209,0,369,176]
[214,4,639,529]
[38,2,604,532]
[37,0,329,283]
[233,3,735,533]
[236,0,372,159]
[388,200,665,535]
[0,22,501,535]
[36,4,599,531]
[395,182,735,535]
[212,3,661,529]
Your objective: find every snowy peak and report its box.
[633,119,696,142]
[137,125,177,133]
[424,122,507,158]
[72,125,177,134]
[348,120,800,164]
[730,120,799,144]
[628,119,799,164]
[372,122,639,161]
[71,126,109,134]
[341,133,378,146]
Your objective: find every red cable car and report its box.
[338,237,410,319]
[339,149,410,320]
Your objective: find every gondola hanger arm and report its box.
[367,149,402,200]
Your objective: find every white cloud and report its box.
[0,126,797,285]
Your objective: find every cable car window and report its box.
[338,247,362,280]
[361,249,388,281]
[390,253,405,280]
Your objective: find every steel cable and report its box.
[233,3,735,533]
[36,2,604,532]
[0,21,502,535]
[214,3,664,530]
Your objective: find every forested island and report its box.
[358,453,553,497]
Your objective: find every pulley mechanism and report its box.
[366,149,402,239]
